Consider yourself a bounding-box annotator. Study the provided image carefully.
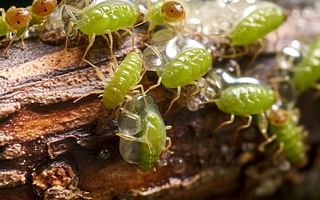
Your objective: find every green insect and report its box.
[144,0,186,33]
[63,0,139,61]
[28,0,58,26]
[187,68,275,132]
[103,49,143,110]
[0,6,32,55]
[230,1,286,46]
[116,95,171,171]
[259,108,307,167]
[0,0,57,55]
[214,84,275,131]
[78,49,144,110]
[148,47,213,114]
[291,37,320,92]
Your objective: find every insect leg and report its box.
[248,40,265,66]
[222,46,248,59]
[164,137,172,151]
[133,0,151,28]
[120,107,141,121]
[145,77,162,93]
[19,27,29,49]
[107,32,117,67]
[62,3,81,49]
[4,32,17,57]
[132,84,146,96]
[112,31,122,48]
[232,115,253,144]
[256,112,269,139]
[165,86,181,115]
[102,35,117,73]
[258,134,277,152]
[273,142,284,159]
[81,34,96,63]
[116,132,145,143]
[131,84,147,105]
[147,24,156,41]
[121,28,134,50]
[235,115,253,133]
[119,107,142,131]
[215,114,235,131]
[83,59,107,83]
[64,21,73,51]
[189,81,200,97]
[73,90,104,103]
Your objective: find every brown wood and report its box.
[1,6,320,200]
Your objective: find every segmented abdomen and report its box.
[103,51,143,109]
[270,119,307,165]
[138,111,166,170]
[78,2,138,35]
[230,2,285,46]
[292,37,320,92]
[216,84,275,116]
[160,48,212,88]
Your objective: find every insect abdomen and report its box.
[161,48,212,88]
[292,38,320,92]
[118,95,167,171]
[230,2,285,46]
[138,111,167,170]
[78,2,138,35]
[216,84,275,116]
[270,119,307,165]
[0,18,8,37]
[103,51,143,109]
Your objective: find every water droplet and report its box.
[170,157,186,174]
[241,142,256,151]
[151,29,177,44]
[220,145,229,155]
[278,160,291,171]
[187,97,202,111]
[19,160,27,166]
[118,111,142,136]
[200,70,223,102]
[276,80,297,108]
[143,45,166,72]
[278,41,302,70]
[98,148,111,160]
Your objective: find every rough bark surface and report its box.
[1,6,320,200]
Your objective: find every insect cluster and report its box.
[1,0,318,176]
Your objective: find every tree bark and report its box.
[1,5,320,200]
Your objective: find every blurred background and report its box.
[0,0,33,9]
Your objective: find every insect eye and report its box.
[5,7,32,30]
[270,109,289,126]
[161,1,185,22]
[32,0,57,17]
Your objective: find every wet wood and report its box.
[0,7,320,200]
